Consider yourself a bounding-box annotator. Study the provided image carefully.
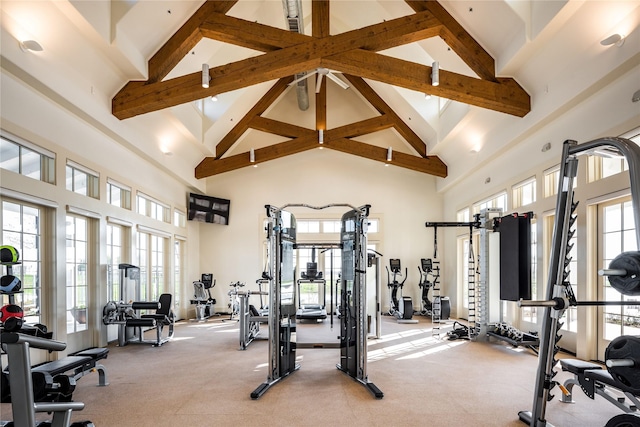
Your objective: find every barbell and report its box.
[518,251,640,309]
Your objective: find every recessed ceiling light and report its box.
[19,40,43,52]
[600,34,625,47]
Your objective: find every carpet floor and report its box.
[1,315,626,426]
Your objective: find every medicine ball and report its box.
[0,304,23,321]
[0,245,19,263]
[0,275,21,293]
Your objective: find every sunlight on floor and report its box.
[368,330,465,362]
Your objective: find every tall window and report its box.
[138,233,147,300]
[600,198,637,341]
[106,224,123,302]
[174,239,184,312]
[0,133,55,183]
[66,215,88,333]
[1,200,42,323]
[66,161,99,199]
[522,221,538,323]
[137,231,166,301]
[150,235,164,300]
[545,214,578,332]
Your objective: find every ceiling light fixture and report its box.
[431,61,439,87]
[211,95,218,102]
[387,147,393,162]
[424,93,431,100]
[600,33,625,47]
[318,129,324,144]
[632,89,640,103]
[202,64,210,88]
[250,148,255,163]
[541,142,552,152]
[19,40,43,52]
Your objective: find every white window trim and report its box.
[66,160,99,178]
[66,204,101,219]
[137,192,170,209]
[107,216,132,227]
[107,178,132,192]
[137,224,171,238]
[1,130,55,158]
[0,188,58,208]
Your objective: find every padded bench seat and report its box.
[560,358,639,413]
[31,347,109,387]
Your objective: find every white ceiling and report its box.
[1,0,638,192]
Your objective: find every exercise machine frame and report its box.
[251,203,383,399]
[518,137,640,427]
[0,332,92,427]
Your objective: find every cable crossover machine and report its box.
[251,203,383,400]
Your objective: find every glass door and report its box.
[597,197,638,360]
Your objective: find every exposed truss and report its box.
[112,0,531,178]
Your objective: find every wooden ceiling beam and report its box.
[196,135,447,178]
[200,13,310,52]
[147,1,237,84]
[250,116,315,138]
[313,0,329,131]
[113,10,443,119]
[343,75,427,155]
[326,115,395,140]
[326,50,530,117]
[405,1,497,82]
[216,77,293,158]
[325,138,447,177]
[196,135,319,178]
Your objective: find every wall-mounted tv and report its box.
[188,193,230,225]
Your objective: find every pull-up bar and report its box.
[425,216,481,259]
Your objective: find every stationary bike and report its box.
[386,259,416,322]
[417,258,433,316]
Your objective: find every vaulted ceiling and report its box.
[112,0,530,178]
[3,0,636,193]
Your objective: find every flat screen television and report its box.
[188,193,230,225]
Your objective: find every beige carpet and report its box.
[1,316,625,426]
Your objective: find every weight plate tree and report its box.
[251,203,382,399]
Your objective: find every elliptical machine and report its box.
[417,258,433,316]
[386,259,417,323]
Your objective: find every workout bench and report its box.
[2,347,108,403]
[32,347,109,387]
[560,358,640,413]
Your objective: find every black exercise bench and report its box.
[560,358,640,413]
[2,347,109,403]
[32,347,109,387]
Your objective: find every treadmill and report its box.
[296,262,327,321]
